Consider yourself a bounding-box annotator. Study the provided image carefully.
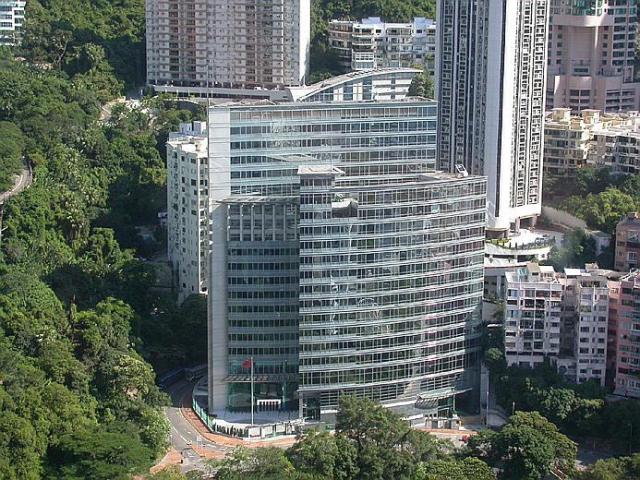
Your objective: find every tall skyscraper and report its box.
[547,0,640,112]
[436,0,549,234]
[146,0,310,99]
[204,100,487,421]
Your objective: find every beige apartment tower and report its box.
[146,0,310,99]
[547,0,640,112]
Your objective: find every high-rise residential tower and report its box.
[547,0,640,112]
[146,0,310,99]
[436,0,550,234]
[166,122,209,302]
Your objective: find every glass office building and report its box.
[206,100,487,420]
[298,167,486,419]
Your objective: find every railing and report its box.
[487,236,556,250]
[191,395,300,439]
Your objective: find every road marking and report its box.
[171,424,191,446]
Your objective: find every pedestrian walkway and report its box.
[181,401,298,448]
[149,448,182,474]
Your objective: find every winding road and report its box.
[158,380,231,475]
[0,163,32,204]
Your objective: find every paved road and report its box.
[0,163,32,204]
[163,380,231,473]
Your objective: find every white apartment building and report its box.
[547,0,640,112]
[591,119,640,175]
[328,17,437,74]
[505,264,563,368]
[561,268,610,385]
[146,0,310,99]
[167,122,209,302]
[545,108,602,175]
[436,0,550,235]
[544,107,640,176]
[0,0,25,45]
[505,263,611,386]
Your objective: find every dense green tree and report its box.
[0,121,25,190]
[543,228,597,270]
[602,400,640,453]
[576,454,640,480]
[21,0,145,87]
[408,68,435,98]
[0,403,42,480]
[46,427,155,480]
[417,457,495,480]
[575,167,616,197]
[470,411,576,480]
[146,466,204,480]
[212,447,297,480]
[620,174,640,197]
[336,396,447,480]
[561,188,638,232]
[288,430,359,480]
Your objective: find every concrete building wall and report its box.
[613,271,640,398]
[436,0,549,234]
[571,275,609,385]
[0,0,25,45]
[206,99,454,415]
[615,212,640,272]
[167,123,209,302]
[504,263,614,386]
[547,0,640,112]
[146,0,310,98]
[544,108,640,176]
[207,110,232,412]
[327,17,437,75]
[505,265,563,367]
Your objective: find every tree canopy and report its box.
[209,397,491,480]
[0,13,202,476]
[468,411,576,480]
[544,167,640,234]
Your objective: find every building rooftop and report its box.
[505,262,559,284]
[618,212,640,228]
[620,270,640,284]
[166,138,207,156]
[297,165,345,176]
[288,67,422,101]
[212,96,435,109]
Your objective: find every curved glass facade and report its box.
[298,170,486,418]
[206,100,487,420]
